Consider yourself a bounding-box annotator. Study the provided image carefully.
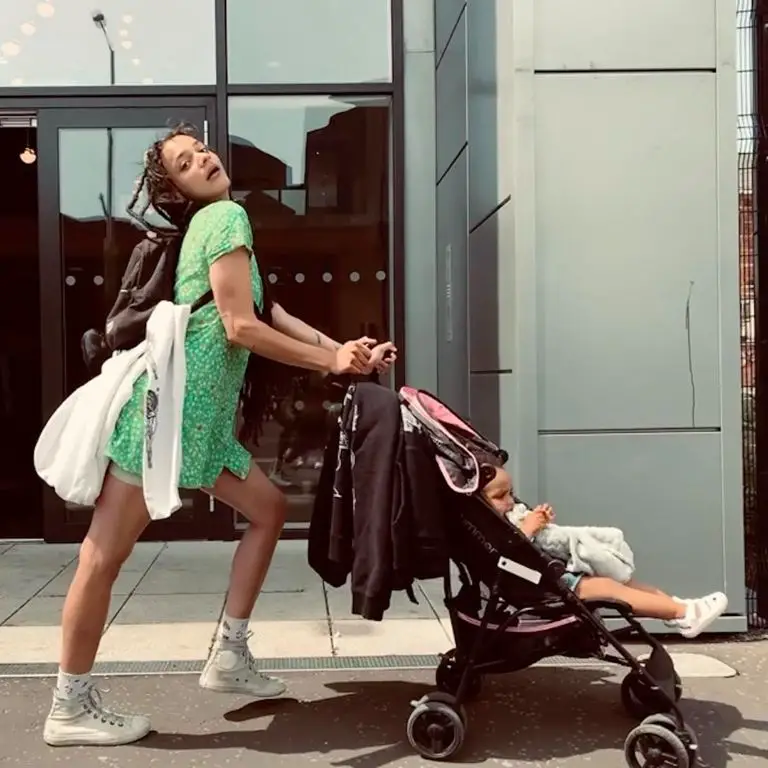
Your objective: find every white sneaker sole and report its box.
[198,677,287,698]
[43,723,151,747]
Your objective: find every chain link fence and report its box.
[739,0,767,629]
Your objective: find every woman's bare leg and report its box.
[575,577,685,621]
[44,473,152,747]
[60,475,149,672]
[207,462,286,618]
[199,462,287,698]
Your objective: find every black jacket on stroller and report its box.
[309,382,448,620]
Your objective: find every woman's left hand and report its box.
[367,341,397,374]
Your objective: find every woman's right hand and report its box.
[331,339,374,375]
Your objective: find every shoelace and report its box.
[80,686,129,728]
[234,632,277,683]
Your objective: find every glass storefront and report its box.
[227,0,392,85]
[228,95,392,528]
[0,1,216,87]
[0,0,402,542]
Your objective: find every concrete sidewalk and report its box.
[0,540,454,668]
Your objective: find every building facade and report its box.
[0,1,748,631]
[0,0,402,543]
[419,0,746,632]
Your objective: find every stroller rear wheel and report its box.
[624,722,690,768]
[407,697,466,761]
[640,714,698,763]
[436,650,483,701]
[621,670,682,719]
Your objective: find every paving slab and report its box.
[110,594,226,626]
[325,583,438,621]
[1,662,766,767]
[3,595,121,628]
[332,619,452,657]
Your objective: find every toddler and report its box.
[481,466,728,639]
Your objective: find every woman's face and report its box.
[160,133,231,203]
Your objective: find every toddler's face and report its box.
[482,468,514,515]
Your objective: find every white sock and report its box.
[218,613,250,643]
[56,670,93,700]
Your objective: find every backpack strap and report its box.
[190,289,214,313]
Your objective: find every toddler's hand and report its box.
[533,503,555,524]
[520,505,553,537]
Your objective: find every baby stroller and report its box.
[399,388,696,767]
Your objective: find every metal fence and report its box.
[740,0,768,628]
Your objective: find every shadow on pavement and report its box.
[137,667,768,767]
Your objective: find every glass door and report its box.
[37,105,233,543]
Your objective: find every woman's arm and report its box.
[271,302,398,374]
[209,248,370,374]
[270,302,341,351]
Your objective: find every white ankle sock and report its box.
[56,670,93,700]
[218,613,249,643]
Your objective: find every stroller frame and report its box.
[398,388,697,766]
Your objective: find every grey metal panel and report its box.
[468,204,515,373]
[714,0,747,617]
[538,432,742,614]
[435,0,467,60]
[404,50,438,391]
[466,0,500,229]
[436,149,470,415]
[533,0,717,72]
[535,73,721,432]
[404,0,435,53]
[468,374,501,445]
[435,9,467,180]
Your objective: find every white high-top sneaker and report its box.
[199,634,286,698]
[43,686,151,747]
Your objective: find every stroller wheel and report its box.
[624,723,689,768]
[436,651,483,701]
[621,670,682,719]
[407,699,466,761]
[640,714,698,762]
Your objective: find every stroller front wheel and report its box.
[624,723,690,768]
[407,698,466,761]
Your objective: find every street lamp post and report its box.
[92,10,117,314]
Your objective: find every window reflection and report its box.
[0,1,215,86]
[228,95,391,526]
[227,0,392,85]
[59,127,173,394]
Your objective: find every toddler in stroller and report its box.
[481,465,728,638]
[399,387,714,767]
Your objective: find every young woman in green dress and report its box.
[43,124,396,747]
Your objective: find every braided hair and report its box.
[127,122,282,446]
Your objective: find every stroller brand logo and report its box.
[462,517,497,557]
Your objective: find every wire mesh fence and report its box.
[738,0,767,629]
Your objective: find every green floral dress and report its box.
[106,200,263,488]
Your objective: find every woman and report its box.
[43,124,396,747]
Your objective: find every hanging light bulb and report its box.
[37,3,55,18]
[20,147,37,164]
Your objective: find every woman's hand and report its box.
[367,341,397,374]
[331,339,374,376]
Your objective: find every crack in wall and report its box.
[685,280,696,427]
